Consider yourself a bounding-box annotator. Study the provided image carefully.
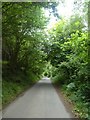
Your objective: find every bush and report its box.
[66,82,75,91]
[2,71,39,107]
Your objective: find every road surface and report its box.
[2,77,74,118]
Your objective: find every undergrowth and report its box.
[2,72,39,108]
[52,77,90,119]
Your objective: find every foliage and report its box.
[2,2,58,107]
[2,75,38,107]
[2,1,90,119]
[49,6,89,119]
[2,3,47,78]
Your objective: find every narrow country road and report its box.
[2,77,74,118]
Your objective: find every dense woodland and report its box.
[2,1,90,119]
[2,1,58,108]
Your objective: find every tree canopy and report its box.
[2,1,90,119]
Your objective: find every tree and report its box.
[2,2,58,80]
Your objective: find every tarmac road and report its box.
[2,77,74,118]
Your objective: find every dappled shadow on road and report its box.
[37,82,53,88]
[36,77,53,89]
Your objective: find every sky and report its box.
[57,0,74,18]
[45,0,74,29]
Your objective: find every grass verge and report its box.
[2,73,39,109]
[51,77,90,120]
